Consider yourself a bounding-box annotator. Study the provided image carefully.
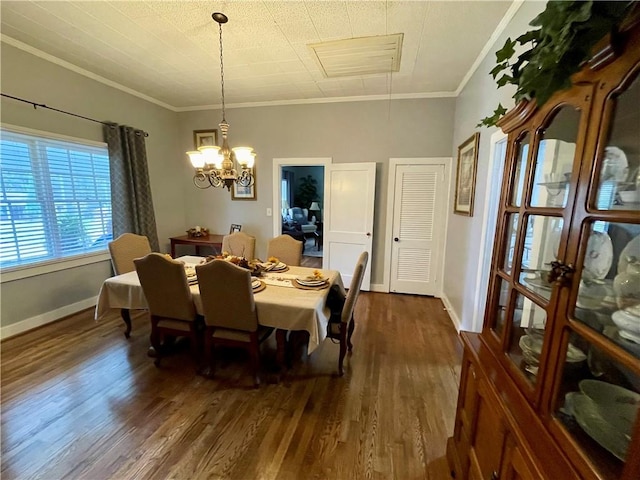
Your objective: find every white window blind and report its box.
[0,128,112,269]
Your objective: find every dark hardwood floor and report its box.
[1,292,462,479]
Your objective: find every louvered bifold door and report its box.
[390,164,445,295]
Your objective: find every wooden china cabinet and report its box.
[447,11,640,480]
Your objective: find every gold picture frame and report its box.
[454,132,480,216]
[193,129,218,148]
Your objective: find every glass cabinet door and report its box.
[550,68,640,479]
[491,104,585,390]
[595,72,640,213]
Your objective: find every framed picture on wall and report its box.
[454,132,480,216]
[193,129,218,148]
[231,168,257,201]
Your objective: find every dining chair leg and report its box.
[338,323,347,376]
[120,308,132,339]
[347,314,355,352]
[150,317,162,367]
[202,328,215,378]
[189,325,201,372]
[249,336,260,387]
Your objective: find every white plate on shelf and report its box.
[618,234,640,275]
[579,380,640,437]
[583,231,613,280]
[603,146,628,182]
[618,329,640,344]
[572,392,631,461]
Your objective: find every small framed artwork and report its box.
[231,169,257,201]
[229,224,242,234]
[193,129,218,148]
[454,132,480,216]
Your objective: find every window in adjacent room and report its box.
[0,126,112,269]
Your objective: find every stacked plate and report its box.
[570,380,639,461]
[262,262,287,272]
[184,266,198,284]
[251,278,262,290]
[295,275,328,287]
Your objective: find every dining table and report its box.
[94,256,345,368]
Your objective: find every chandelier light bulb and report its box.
[187,151,205,169]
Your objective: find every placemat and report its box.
[262,276,294,288]
[252,281,266,293]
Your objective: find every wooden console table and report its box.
[170,234,224,257]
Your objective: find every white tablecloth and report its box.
[94,256,344,353]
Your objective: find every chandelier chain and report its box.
[218,21,226,123]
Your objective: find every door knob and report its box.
[366,232,372,237]
[394,237,399,242]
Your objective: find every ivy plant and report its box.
[478,1,633,128]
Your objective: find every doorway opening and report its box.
[273,158,330,269]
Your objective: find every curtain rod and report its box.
[1,93,149,137]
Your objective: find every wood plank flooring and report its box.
[1,292,462,480]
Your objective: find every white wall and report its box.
[443,1,546,331]
[178,98,456,284]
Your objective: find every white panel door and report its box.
[324,163,376,290]
[390,164,445,295]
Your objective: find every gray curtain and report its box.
[104,123,159,251]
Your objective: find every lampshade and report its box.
[309,202,321,211]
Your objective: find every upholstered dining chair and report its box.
[134,253,201,368]
[267,234,303,266]
[327,251,369,376]
[196,259,273,386]
[108,233,152,275]
[221,231,255,259]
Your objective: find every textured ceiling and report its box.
[0,1,517,111]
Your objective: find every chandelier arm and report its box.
[209,171,223,188]
[194,172,211,189]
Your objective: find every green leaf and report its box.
[496,74,514,87]
[486,1,632,118]
[516,30,539,45]
[495,38,516,62]
[489,62,508,79]
[476,104,508,128]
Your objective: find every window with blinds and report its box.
[0,128,112,269]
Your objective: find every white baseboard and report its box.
[440,293,461,332]
[369,283,386,293]
[1,297,97,340]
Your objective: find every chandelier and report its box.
[187,12,255,191]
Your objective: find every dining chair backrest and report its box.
[267,234,303,266]
[196,260,258,332]
[134,253,196,321]
[108,233,152,275]
[341,251,369,324]
[221,232,256,260]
